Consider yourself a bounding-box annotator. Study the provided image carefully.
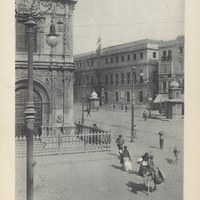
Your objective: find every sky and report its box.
[73,0,184,55]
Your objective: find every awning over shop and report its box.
[166,99,183,103]
[154,93,184,103]
[153,93,169,103]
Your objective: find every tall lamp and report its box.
[24,17,37,200]
[81,73,86,124]
[24,16,59,200]
[130,67,136,143]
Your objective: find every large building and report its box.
[74,39,160,107]
[152,36,184,114]
[15,0,78,136]
[158,36,184,93]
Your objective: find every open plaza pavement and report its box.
[16,104,183,200]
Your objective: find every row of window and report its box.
[75,71,158,87]
[104,90,144,103]
[161,47,184,61]
[76,52,157,69]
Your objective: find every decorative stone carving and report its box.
[34,69,51,75]
[16,69,27,75]
[56,88,63,96]
[44,77,51,86]
[56,115,63,123]
[57,17,64,32]
[63,10,70,53]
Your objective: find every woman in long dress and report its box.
[121,146,132,171]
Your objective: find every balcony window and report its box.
[110,57,113,64]
[105,74,108,85]
[121,73,124,84]
[115,91,119,102]
[140,52,143,59]
[121,55,124,62]
[139,69,144,83]
[152,71,158,83]
[110,74,113,85]
[126,91,130,103]
[153,52,157,58]
[139,91,143,102]
[127,72,130,84]
[133,53,136,60]
[116,74,119,85]
[105,58,108,64]
[91,76,94,85]
[116,56,119,63]
[179,46,184,54]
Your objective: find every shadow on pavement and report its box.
[107,152,119,158]
[150,145,160,149]
[128,170,139,176]
[110,164,122,170]
[126,181,147,194]
[165,158,175,164]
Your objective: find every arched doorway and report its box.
[15,87,42,137]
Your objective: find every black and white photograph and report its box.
[1,0,200,200]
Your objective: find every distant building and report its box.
[158,36,184,93]
[154,36,184,114]
[74,39,160,107]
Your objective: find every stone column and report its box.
[63,71,74,126]
[51,70,59,125]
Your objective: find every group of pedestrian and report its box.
[115,135,132,171]
[137,152,164,192]
[115,131,180,193]
[115,135,165,192]
[110,104,128,112]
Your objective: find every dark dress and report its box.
[121,149,132,171]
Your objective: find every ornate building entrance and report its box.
[15,88,43,137]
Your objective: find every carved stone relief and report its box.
[44,77,52,86]
[56,115,63,123]
[16,69,27,76]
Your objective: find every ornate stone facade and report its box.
[15,0,77,136]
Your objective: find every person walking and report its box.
[125,105,128,112]
[121,146,132,171]
[133,124,138,139]
[115,134,125,154]
[138,152,150,176]
[158,131,165,150]
[86,107,91,116]
[113,104,115,111]
[143,110,148,121]
[173,146,181,163]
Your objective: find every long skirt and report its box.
[122,157,132,171]
[153,168,164,184]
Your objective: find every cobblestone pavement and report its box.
[16,105,183,200]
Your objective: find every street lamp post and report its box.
[81,73,86,124]
[130,67,136,143]
[22,14,60,200]
[24,17,36,200]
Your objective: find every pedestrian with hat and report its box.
[115,134,125,157]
